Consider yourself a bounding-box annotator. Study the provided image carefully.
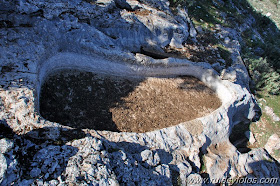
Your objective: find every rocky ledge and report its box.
[0,0,279,185]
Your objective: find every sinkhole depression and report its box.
[39,69,222,133]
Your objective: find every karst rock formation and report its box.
[0,0,279,185]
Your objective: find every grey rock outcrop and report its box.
[0,0,278,185]
[264,106,280,122]
[0,154,7,184]
[245,131,256,145]
[265,134,280,162]
[0,139,13,154]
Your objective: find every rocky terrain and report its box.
[0,0,279,185]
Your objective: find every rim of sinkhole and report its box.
[39,69,222,133]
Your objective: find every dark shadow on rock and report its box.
[0,121,79,182]
[39,70,143,132]
[264,148,280,167]
[0,119,14,139]
[229,122,251,153]
[115,0,135,11]
[101,139,178,185]
[23,126,87,144]
[178,76,215,93]
[3,0,276,184]
[39,69,221,133]
[232,160,280,185]
[228,96,262,154]
[1,121,181,185]
[165,32,223,64]
[140,46,169,59]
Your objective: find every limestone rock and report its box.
[30,168,41,178]
[155,164,171,179]
[0,139,13,154]
[177,162,192,185]
[0,0,274,185]
[204,141,237,181]
[245,131,256,145]
[265,134,280,162]
[265,134,280,153]
[0,154,7,184]
[236,149,280,185]
[264,106,280,122]
[220,67,237,82]
[204,142,280,184]
[141,149,160,167]
[0,144,19,185]
[186,174,203,186]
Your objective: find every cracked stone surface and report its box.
[0,0,278,185]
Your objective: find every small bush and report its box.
[263,71,280,94]
[245,56,280,95]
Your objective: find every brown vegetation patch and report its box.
[133,9,151,16]
[163,32,231,65]
[40,70,221,133]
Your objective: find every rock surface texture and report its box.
[0,0,279,185]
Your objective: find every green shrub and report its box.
[245,56,280,95]
[168,0,280,94]
[263,71,280,94]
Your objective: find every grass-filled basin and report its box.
[40,69,221,133]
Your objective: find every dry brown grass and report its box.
[40,71,221,133]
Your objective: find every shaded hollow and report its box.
[229,122,251,153]
[39,70,221,133]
